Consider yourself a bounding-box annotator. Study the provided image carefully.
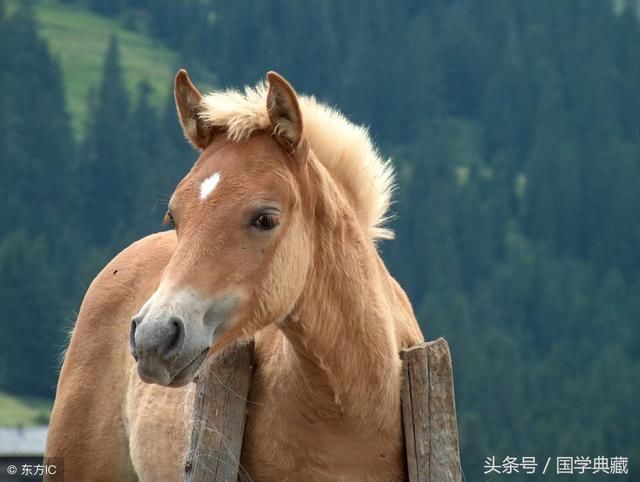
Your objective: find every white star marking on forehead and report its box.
[199,172,221,201]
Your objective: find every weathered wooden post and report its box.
[185,337,461,482]
[400,338,462,482]
[184,340,254,482]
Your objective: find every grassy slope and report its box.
[0,392,52,427]
[17,0,180,136]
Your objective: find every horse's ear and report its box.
[174,69,210,150]
[266,71,303,151]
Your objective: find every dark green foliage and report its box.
[89,0,124,17]
[0,231,63,396]
[0,1,74,240]
[0,3,74,397]
[80,36,132,246]
[0,0,638,479]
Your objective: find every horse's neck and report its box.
[277,189,402,431]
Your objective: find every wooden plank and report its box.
[426,338,462,482]
[401,341,430,482]
[401,338,461,482]
[184,340,254,482]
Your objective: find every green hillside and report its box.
[0,392,51,427]
[10,0,179,136]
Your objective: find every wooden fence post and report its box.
[401,338,462,482]
[185,337,461,482]
[184,340,254,482]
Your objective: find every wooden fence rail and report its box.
[185,337,461,482]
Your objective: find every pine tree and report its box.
[0,0,75,239]
[130,80,163,236]
[80,35,135,247]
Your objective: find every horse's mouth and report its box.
[168,348,210,387]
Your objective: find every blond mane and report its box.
[199,82,395,240]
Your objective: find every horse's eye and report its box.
[163,211,175,228]
[252,213,280,231]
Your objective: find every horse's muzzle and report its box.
[129,315,189,385]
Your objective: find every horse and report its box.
[45,70,424,481]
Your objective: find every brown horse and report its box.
[45,70,424,481]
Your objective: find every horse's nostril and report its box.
[129,318,139,360]
[161,317,185,360]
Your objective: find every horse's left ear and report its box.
[266,71,303,151]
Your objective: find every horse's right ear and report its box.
[174,69,211,150]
